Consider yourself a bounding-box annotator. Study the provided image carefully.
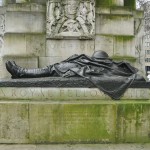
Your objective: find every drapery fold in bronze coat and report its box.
[51,54,141,99]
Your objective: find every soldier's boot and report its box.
[6,61,50,78]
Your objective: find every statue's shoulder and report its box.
[114,61,138,73]
[63,54,90,62]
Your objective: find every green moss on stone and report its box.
[96,0,112,7]
[124,0,136,9]
[115,35,134,41]
[96,0,136,9]
[29,103,117,143]
[111,56,136,62]
[116,103,150,143]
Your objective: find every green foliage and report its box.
[96,0,112,7]
[124,0,136,9]
[96,0,136,8]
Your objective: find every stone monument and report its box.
[0,0,149,145]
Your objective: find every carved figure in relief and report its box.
[87,1,95,34]
[46,0,95,38]
[0,14,5,49]
[0,14,5,36]
[46,1,61,35]
[76,2,89,34]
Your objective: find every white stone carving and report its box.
[46,0,95,39]
[0,14,5,50]
[0,14,5,36]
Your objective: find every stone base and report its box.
[0,99,150,143]
[0,79,149,144]
[0,87,149,100]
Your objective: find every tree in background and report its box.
[137,0,150,77]
[136,0,150,9]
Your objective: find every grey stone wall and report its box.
[0,0,145,78]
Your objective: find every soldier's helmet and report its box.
[92,50,109,59]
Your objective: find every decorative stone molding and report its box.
[46,0,95,39]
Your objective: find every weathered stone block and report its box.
[7,3,46,12]
[134,10,144,19]
[96,0,125,7]
[0,88,148,101]
[46,40,95,59]
[39,56,62,67]
[16,0,26,3]
[96,7,110,14]
[96,0,112,7]
[26,34,46,57]
[123,89,149,100]
[113,36,135,57]
[0,88,109,101]
[0,102,29,143]
[5,12,45,33]
[95,35,114,56]
[29,102,117,143]
[96,7,133,15]
[111,7,133,15]
[112,0,124,6]
[2,34,46,57]
[0,144,36,150]
[95,35,136,60]
[2,34,26,56]
[30,0,47,4]
[116,102,150,143]
[33,144,150,150]
[96,14,134,36]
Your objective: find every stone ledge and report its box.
[6,3,46,12]
[0,87,149,100]
[0,77,148,88]
[0,144,150,150]
[0,78,149,100]
[96,7,134,15]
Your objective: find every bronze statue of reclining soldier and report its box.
[5,50,145,100]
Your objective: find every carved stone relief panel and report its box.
[46,0,95,39]
[0,14,5,49]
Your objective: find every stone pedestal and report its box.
[0,0,147,145]
[0,87,149,144]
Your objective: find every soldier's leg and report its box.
[6,61,51,78]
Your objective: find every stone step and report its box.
[0,144,150,150]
